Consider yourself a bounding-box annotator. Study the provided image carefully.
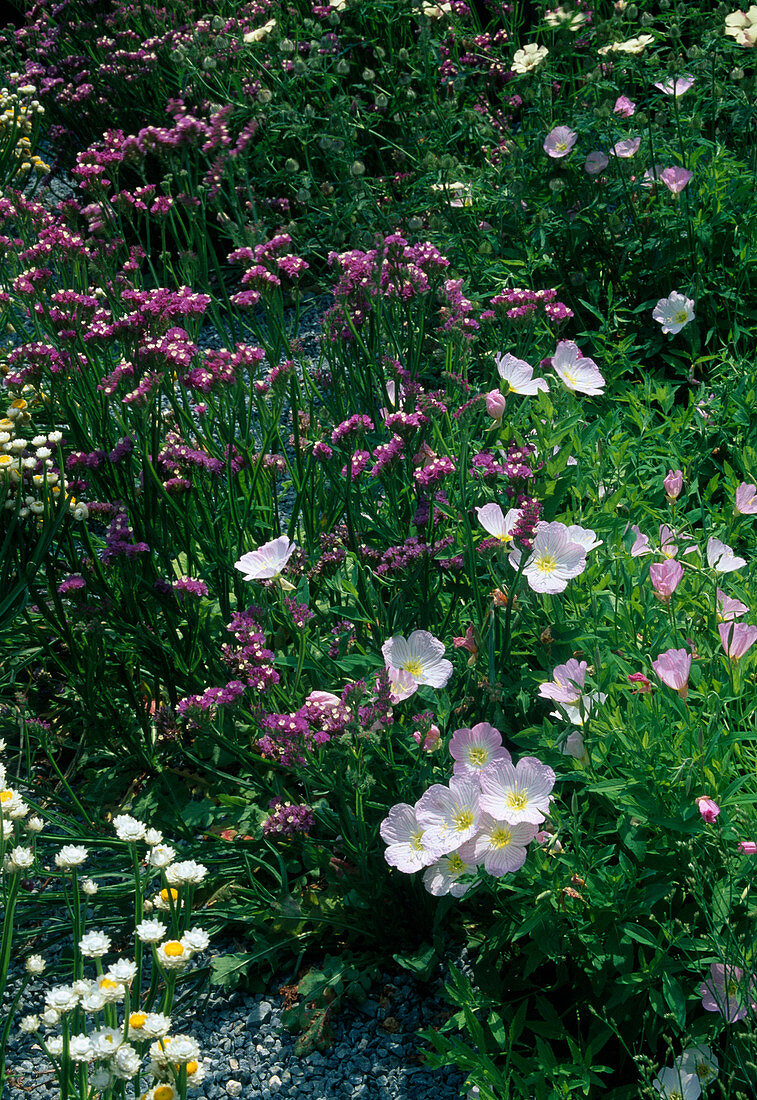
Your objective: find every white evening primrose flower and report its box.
[45,985,79,1014]
[181,927,211,953]
[91,1026,123,1057]
[54,844,88,869]
[25,954,46,975]
[652,1065,701,1099]
[653,291,695,335]
[551,341,605,395]
[677,1044,719,1087]
[565,524,602,552]
[381,630,453,688]
[599,33,655,54]
[496,352,550,395]
[112,1043,142,1079]
[511,43,549,73]
[479,757,556,826]
[144,827,164,846]
[415,776,482,855]
[510,522,587,594]
[545,6,587,30]
[148,844,176,869]
[725,5,757,46]
[113,813,146,842]
[471,816,539,877]
[69,1034,95,1062]
[380,803,441,872]
[156,939,193,969]
[79,930,111,958]
[707,537,746,573]
[234,535,297,581]
[422,848,479,897]
[81,878,98,895]
[243,17,276,42]
[19,1014,39,1032]
[107,958,138,984]
[136,918,168,943]
[476,503,521,545]
[165,860,207,886]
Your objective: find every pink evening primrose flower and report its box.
[550,690,606,727]
[664,469,683,501]
[471,815,539,877]
[449,722,512,779]
[718,621,757,660]
[422,849,479,897]
[563,730,588,762]
[610,136,641,158]
[477,502,522,545]
[653,291,695,335]
[696,796,720,823]
[538,659,587,704]
[415,776,482,855]
[700,963,757,1023]
[478,756,556,825]
[735,482,757,515]
[550,341,605,395]
[543,125,578,158]
[629,524,652,556]
[565,524,602,552]
[413,723,441,751]
[654,74,695,96]
[660,166,693,194]
[382,630,453,688]
[652,647,691,698]
[716,589,749,622]
[649,559,683,603]
[510,522,587,594]
[495,353,549,394]
[385,666,418,703]
[234,535,297,581]
[380,803,441,872]
[628,672,653,693]
[707,537,746,574]
[614,95,636,116]
[584,151,609,175]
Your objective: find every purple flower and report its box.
[654,74,695,97]
[613,95,636,117]
[652,647,691,698]
[649,559,684,603]
[718,622,757,660]
[660,167,693,194]
[700,963,756,1023]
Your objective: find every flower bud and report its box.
[485,390,507,420]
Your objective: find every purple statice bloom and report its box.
[263,800,315,837]
[173,578,209,600]
[58,575,86,596]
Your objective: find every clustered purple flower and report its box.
[262,800,315,837]
[101,508,150,562]
[490,287,574,326]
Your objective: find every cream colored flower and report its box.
[599,33,655,55]
[512,43,549,73]
[725,5,757,45]
[545,6,587,31]
[243,18,276,43]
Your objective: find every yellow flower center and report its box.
[402,658,424,676]
[155,1087,176,1100]
[160,887,179,902]
[695,1062,713,1081]
[556,142,568,152]
[490,825,513,849]
[496,532,512,542]
[674,309,689,324]
[129,1012,147,1028]
[468,747,489,767]
[99,977,118,990]
[0,455,13,466]
[447,852,466,874]
[163,941,186,957]
[534,552,557,574]
[561,370,577,385]
[409,830,425,852]
[452,809,474,832]
[186,1061,199,1076]
[506,790,529,811]
[0,790,12,802]
[728,980,739,996]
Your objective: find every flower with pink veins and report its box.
[485,390,507,420]
[477,502,522,546]
[380,803,440,872]
[734,482,757,515]
[565,524,602,552]
[738,841,757,854]
[538,659,587,704]
[234,535,297,581]
[629,524,652,556]
[660,167,693,193]
[700,963,757,1023]
[550,341,605,395]
[716,589,749,622]
[696,796,720,823]
[664,469,683,501]
[652,647,692,698]
[415,776,482,855]
[386,666,418,703]
[610,136,641,158]
[718,621,757,660]
[654,74,695,96]
[382,630,453,688]
[478,756,556,825]
[614,95,636,116]
[422,848,479,897]
[449,722,512,780]
[471,815,539,877]
[658,524,697,559]
[495,353,549,395]
[510,522,587,594]
[650,559,684,602]
[543,125,578,158]
[707,537,746,574]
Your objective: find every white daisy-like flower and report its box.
[69,1034,95,1062]
[380,803,441,872]
[234,535,297,581]
[181,927,211,953]
[652,291,695,335]
[113,813,146,842]
[422,848,479,897]
[81,878,99,896]
[152,888,179,911]
[136,918,168,944]
[24,954,46,975]
[471,816,539,877]
[19,1015,39,1033]
[96,975,126,1004]
[0,789,29,819]
[144,827,164,846]
[8,846,34,869]
[41,1008,60,1027]
[148,844,176,869]
[80,987,107,1014]
[478,756,556,825]
[495,353,550,395]
[54,844,88,869]
[156,939,193,970]
[415,776,482,855]
[476,503,521,545]
[381,630,453,688]
[46,1036,64,1057]
[106,958,138,984]
[165,860,208,886]
[79,930,111,958]
[25,815,44,833]
[551,342,605,395]
[91,1026,123,1058]
[707,537,746,573]
[142,1012,172,1038]
[112,1043,142,1079]
[150,1034,201,1065]
[91,1066,115,1089]
[511,42,549,74]
[45,985,79,1014]
[510,522,587,594]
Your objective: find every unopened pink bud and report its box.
[663,469,683,501]
[697,796,720,824]
[738,841,757,854]
[485,390,507,420]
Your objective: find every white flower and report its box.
[19,1014,39,1033]
[165,860,208,886]
[41,1008,60,1027]
[677,1045,719,1086]
[422,849,479,897]
[0,789,28,819]
[142,1012,172,1038]
[707,537,746,573]
[150,1034,201,1065]
[81,878,98,895]
[653,291,695,335]
[113,1043,142,1078]
[551,691,606,726]
[113,813,146,842]
[599,33,655,54]
[244,17,276,43]
[510,522,587,594]
[478,757,556,825]
[551,341,605,395]
[80,987,107,1013]
[495,353,549,395]
[136,918,168,944]
[156,939,193,969]
[234,535,297,581]
[380,803,441,873]
[69,1034,95,1062]
[381,630,453,688]
[148,844,176,869]
[545,6,587,30]
[415,776,482,855]
[106,958,138,984]
[79,930,111,958]
[45,985,79,1014]
[24,954,46,975]
[565,524,602,552]
[725,5,757,46]
[144,827,164,846]
[477,503,521,545]
[652,1065,701,1099]
[91,1026,123,1057]
[8,846,34,869]
[512,43,549,73]
[96,975,125,1003]
[385,666,418,704]
[25,815,44,833]
[54,844,88,869]
[181,927,211,953]
[45,1036,64,1057]
[91,1066,115,1089]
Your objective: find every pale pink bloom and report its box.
[485,390,507,419]
[510,522,587,594]
[306,691,340,707]
[565,524,602,552]
[664,469,683,500]
[628,672,653,693]
[471,815,538,877]
[738,841,757,854]
[642,164,665,188]
[653,291,695,334]
[613,95,636,116]
[234,535,297,581]
[584,151,609,175]
[718,621,757,659]
[707,537,746,574]
[413,723,441,751]
[650,559,683,602]
[735,482,757,515]
[543,125,578,158]
[449,722,511,779]
[415,776,482,854]
[380,803,440,872]
[538,659,587,704]
[725,6,757,47]
[629,524,652,556]
[652,647,691,698]
[422,848,478,897]
[700,962,756,1023]
[382,630,453,688]
[654,74,695,96]
[610,136,641,158]
[478,756,556,825]
[385,666,418,703]
[477,502,521,545]
[495,353,549,394]
[550,341,605,395]
[535,828,563,852]
[550,691,605,726]
[652,1066,701,1100]
[658,524,697,559]
[716,589,749,622]
[696,796,720,823]
[563,730,588,762]
[660,166,693,193]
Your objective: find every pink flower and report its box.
[478,756,556,825]
[563,730,588,761]
[550,341,605,395]
[660,167,693,194]
[650,559,683,602]
[382,630,453,688]
[380,803,441,872]
[449,722,512,779]
[653,291,695,334]
[234,535,297,581]
[652,647,691,698]
[717,589,749,622]
[735,482,757,515]
[477,502,521,545]
[543,125,578,158]
[485,390,506,419]
[664,469,683,501]
[628,672,653,693]
[538,659,587,704]
[413,724,441,751]
[495,353,549,395]
[415,776,482,854]
[629,524,651,556]
[584,151,609,175]
[707,537,746,574]
[610,136,641,158]
[654,74,695,97]
[700,963,756,1023]
[613,95,636,117]
[738,841,757,854]
[471,816,538,877]
[510,521,587,594]
[386,666,419,703]
[718,621,757,660]
[696,796,720,823]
